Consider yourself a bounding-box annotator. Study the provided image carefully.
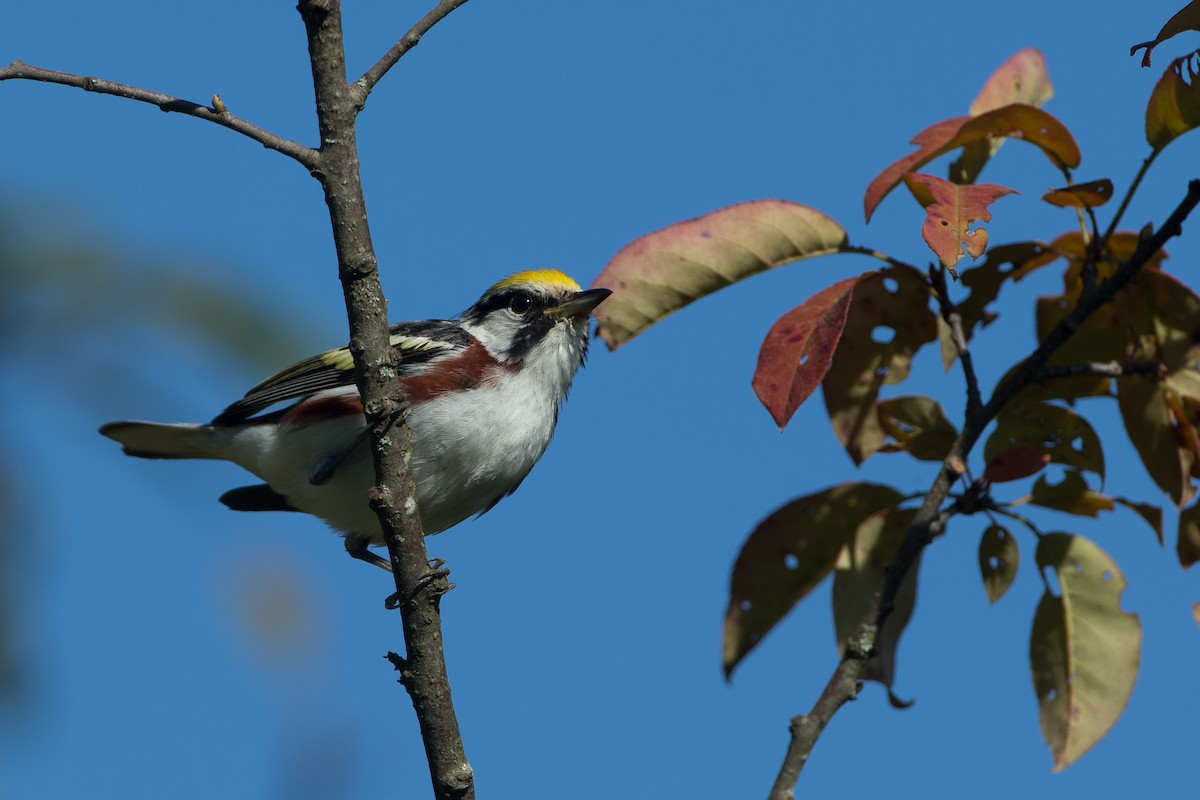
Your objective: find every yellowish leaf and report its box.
[1146,51,1200,151]
[1031,534,1141,771]
[876,395,958,461]
[978,524,1019,603]
[591,200,848,349]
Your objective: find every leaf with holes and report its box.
[938,241,1054,369]
[1031,533,1141,771]
[864,103,1079,222]
[722,482,904,678]
[1178,502,1200,568]
[1117,375,1196,507]
[979,524,1019,603]
[821,267,938,464]
[1131,1,1200,67]
[951,48,1055,184]
[752,276,858,430]
[903,173,1015,275]
[877,395,958,461]
[1027,470,1115,517]
[985,446,1051,483]
[590,200,848,349]
[833,507,920,701]
[985,402,1105,482]
[1146,51,1200,150]
[1042,179,1114,209]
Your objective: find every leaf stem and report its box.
[1103,149,1161,243]
[840,244,920,271]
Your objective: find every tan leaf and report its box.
[591,200,848,349]
[1146,51,1200,151]
[1178,502,1200,568]
[1027,470,1115,517]
[902,173,1015,275]
[985,402,1106,482]
[978,524,1019,603]
[833,508,920,695]
[865,104,1080,222]
[1031,534,1141,771]
[876,395,959,461]
[821,267,937,464]
[1117,375,1196,507]
[1114,498,1164,546]
[1042,179,1114,209]
[722,483,904,678]
[1131,1,1200,67]
[752,276,858,430]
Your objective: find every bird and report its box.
[100,269,611,579]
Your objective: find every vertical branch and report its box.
[929,264,983,420]
[297,1,473,798]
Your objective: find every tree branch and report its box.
[1034,360,1162,382]
[930,264,983,418]
[297,2,473,798]
[352,0,472,109]
[767,178,1200,800]
[0,60,319,169]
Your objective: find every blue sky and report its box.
[3,2,1200,798]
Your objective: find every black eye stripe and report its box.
[463,288,543,322]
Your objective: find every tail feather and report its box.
[99,421,222,460]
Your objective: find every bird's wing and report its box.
[212,320,472,424]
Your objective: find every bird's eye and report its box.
[507,293,533,315]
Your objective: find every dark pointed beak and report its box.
[545,287,612,319]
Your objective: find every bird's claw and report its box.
[383,559,453,610]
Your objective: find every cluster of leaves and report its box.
[590,28,1200,773]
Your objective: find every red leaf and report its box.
[902,173,1015,274]
[864,103,1078,221]
[753,276,858,430]
[985,446,1051,483]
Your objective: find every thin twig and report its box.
[353,0,472,108]
[984,502,1048,541]
[1103,150,1160,243]
[766,179,1200,800]
[929,264,983,418]
[1033,360,1161,382]
[0,60,319,170]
